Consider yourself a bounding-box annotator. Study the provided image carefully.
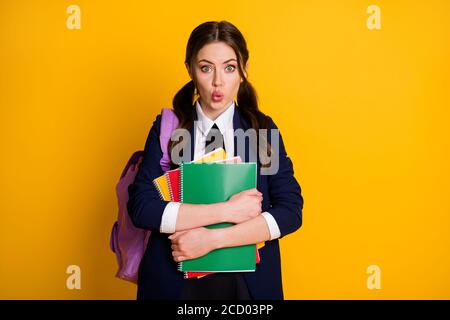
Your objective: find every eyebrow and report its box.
[197,58,237,64]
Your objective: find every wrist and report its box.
[213,201,230,223]
[209,228,227,250]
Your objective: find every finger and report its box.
[168,232,182,240]
[173,255,185,262]
[250,194,263,201]
[243,188,259,195]
[168,233,177,240]
[172,250,183,257]
[252,188,263,196]
[168,230,188,241]
[171,244,179,251]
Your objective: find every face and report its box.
[186,41,247,120]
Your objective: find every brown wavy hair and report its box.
[168,21,272,167]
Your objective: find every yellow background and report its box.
[1,0,449,299]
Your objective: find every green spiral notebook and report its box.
[178,162,257,272]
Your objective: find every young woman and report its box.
[127,20,304,300]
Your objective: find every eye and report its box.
[200,65,212,73]
[226,65,236,72]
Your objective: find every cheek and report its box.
[229,76,241,94]
[195,75,211,92]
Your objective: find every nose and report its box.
[213,69,222,87]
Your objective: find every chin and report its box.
[213,100,231,107]
[202,99,232,111]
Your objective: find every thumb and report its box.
[168,230,187,240]
[245,188,260,195]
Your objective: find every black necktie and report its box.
[205,123,226,154]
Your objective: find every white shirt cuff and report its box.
[261,211,281,240]
[160,202,181,234]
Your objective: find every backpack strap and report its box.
[159,108,179,172]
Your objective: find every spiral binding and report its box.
[177,163,185,272]
[152,178,165,200]
[166,172,174,201]
[180,163,184,203]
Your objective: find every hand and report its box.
[169,227,216,263]
[224,188,263,224]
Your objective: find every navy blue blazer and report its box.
[127,106,304,300]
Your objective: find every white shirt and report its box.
[160,100,281,240]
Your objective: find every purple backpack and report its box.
[110,108,179,283]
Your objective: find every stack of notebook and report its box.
[152,148,264,279]
[153,148,230,202]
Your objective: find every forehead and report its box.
[197,41,237,62]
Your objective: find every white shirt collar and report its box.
[195,100,235,136]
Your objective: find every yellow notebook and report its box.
[192,148,227,163]
[152,174,172,201]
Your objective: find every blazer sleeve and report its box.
[127,114,170,231]
[266,117,304,238]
